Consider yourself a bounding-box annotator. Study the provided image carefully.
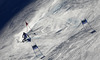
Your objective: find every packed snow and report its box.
[0,0,100,60]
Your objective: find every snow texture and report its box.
[0,0,100,60]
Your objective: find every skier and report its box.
[22,32,31,42]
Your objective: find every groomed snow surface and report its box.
[0,0,100,60]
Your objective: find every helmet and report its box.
[23,32,26,35]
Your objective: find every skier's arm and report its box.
[26,34,29,37]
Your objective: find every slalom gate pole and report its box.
[25,21,32,32]
[87,22,93,30]
[28,25,31,30]
[27,26,28,32]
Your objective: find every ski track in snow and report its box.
[0,0,100,60]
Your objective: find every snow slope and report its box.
[0,0,100,60]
